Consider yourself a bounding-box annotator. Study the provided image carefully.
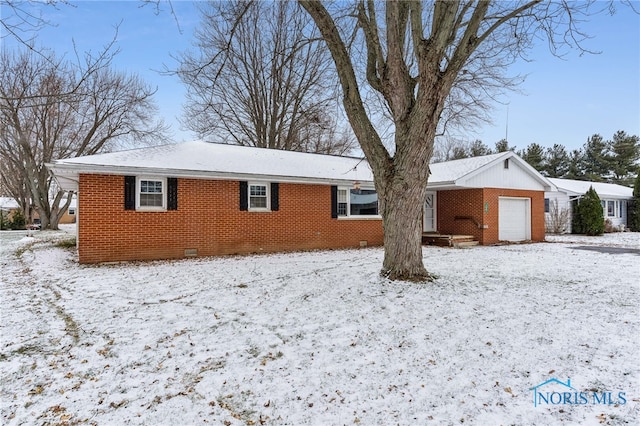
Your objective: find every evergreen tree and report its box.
[609,130,640,186]
[9,210,26,230]
[519,143,546,171]
[0,210,9,230]
[544,144,570,178]
[573,186,604,235]
[583,134,612,182]
[451,146,469,160]
[628,174,640,232]
[566,148,585,180]
[469,140,492,157]
[495,139,514,153]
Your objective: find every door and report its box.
[423,191,437,232]
[498,197,531,241]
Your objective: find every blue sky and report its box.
[2,1,639,152]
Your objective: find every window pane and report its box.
[250,185,266,196]
[607,200,614,216]
[140,193,163,207]
[350,189,378,216]
[250,197,267,208]
[139,180,163,207]
[337,189,348,216]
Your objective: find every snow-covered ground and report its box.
[1,227,638,425]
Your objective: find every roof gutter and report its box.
[45,162,375,189]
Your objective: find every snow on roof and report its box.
[548,178,633,199]
[428,151,509,183]
[0,197,20,210]
[49,141,547,191]
[51,141,372,185]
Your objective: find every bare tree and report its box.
[177,0,355,154]
[1,1,66,49]
[0,48,168,230]
[298,0,611,281]
[546,199,570,234]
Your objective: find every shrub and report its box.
[546,199,570,234]
[9,210,26,230]
[573,186,604,236]
[629,175,640,232]
[0,210,9,230]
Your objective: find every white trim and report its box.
[47,162,370,190]
[136,176,167,211]
[337,186,381,219]
[248,182,270,212]
[603,199,625,219]
[423,191,437,232]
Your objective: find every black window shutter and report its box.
[167,178,178,210]
[124,176,136,210]
[271,182,279,211]
[330,185,338,219]
[239,181,248,211]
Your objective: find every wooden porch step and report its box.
[422,233,478,248]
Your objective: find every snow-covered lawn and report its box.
[1,228,638,425]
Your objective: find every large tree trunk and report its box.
[379,173,431,281]
[375,118,437,281]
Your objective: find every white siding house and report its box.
[545,178,634,233]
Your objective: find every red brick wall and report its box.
[77,174,383,263]
[437,189,486,242]
[436,188,545,244]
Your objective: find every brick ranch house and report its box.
[47,141,555,264]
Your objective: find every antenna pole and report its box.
[505,105,509,141]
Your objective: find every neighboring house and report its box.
[0,197,20,220]
[545,178,634,233]
[47,142,555,264]
[30,196,78,225]
[0,196,76,228]
[57,196,78,224]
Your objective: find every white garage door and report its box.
[498,197,531,241]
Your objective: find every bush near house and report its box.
[8,209,26,230]
[628,175,640,232]
[0,210,10,230]
[572,186,604,236]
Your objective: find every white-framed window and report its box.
[338,187,380,217]
[249,183,270,211]
[603,199,623,218]
[337,188,348,216]
[137,177,166,210]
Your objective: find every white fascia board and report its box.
[426,181,459,190]
[554,187,582,197]
[46,163,373,189]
